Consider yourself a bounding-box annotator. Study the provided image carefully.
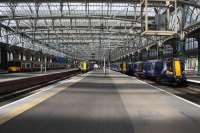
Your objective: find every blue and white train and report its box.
[112,58,187,85]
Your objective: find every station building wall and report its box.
[184,38,198,74]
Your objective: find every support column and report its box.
[197,38,200,75]
[131,54,134,62]
[176,40,186,59]
[138,51,142,61]
[130,54,133,63]
[146,49,149,60]
[1,45,7,70]
[127,55,130,62]
[157,45,159,59]
[157,44,164,59]
[158,45,164,59]
[171,41,177,58]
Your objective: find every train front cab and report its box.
[165,58,186,84]
[173,58,187,84]
[80,61,89,73]
[7,61,21,72]
[120,63,128,74]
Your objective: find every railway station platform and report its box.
[186,75,200,84]
[186,74,200,84]
[0,69,75,83]
[0,70,200,133]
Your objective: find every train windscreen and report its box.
[166,61,173,71]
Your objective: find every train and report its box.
[112,58,187,85]
[111,62,128,74]
[120,62,128,74]
[0,43,68,73]
[7,58,66,73]
[79,61,89,73]
[79,61,98,73]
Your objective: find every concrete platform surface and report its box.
[186,74,200,83]
[0,70,200,133]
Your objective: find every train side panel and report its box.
[143,58,187,84]
[133,62,144,77]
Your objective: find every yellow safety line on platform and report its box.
[0,72,88,125]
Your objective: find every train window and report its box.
[185,38,198,50]
[155,62,163,70]
[26,63,31,68]
[145,63,151,71]
[166,61,173,71]
[145,63,151,70]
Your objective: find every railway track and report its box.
[0,69,80,105]
[138,77,200,105]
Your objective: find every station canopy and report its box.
[0,0,199,60]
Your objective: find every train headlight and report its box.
[166,70,173,75]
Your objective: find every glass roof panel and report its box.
[0,1,160,60]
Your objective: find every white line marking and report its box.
[187,79,200,84]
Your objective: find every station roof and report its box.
[0,0,199,60]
